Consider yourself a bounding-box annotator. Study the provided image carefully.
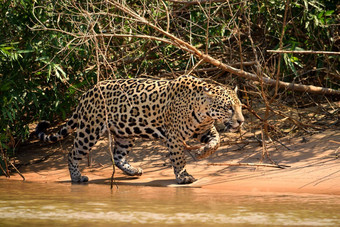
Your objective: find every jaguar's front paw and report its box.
[195,145,209,159]
[176,170,197,184]
[71,175,89,183]
[127,167,143,176]
[80,176,89,182]
[195,144,218,160]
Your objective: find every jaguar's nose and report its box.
[237,120,244,126]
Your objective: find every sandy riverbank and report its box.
[2,130,339,195]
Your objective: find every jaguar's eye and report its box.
[228,108,234,114]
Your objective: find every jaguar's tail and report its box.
[35,113,79,143]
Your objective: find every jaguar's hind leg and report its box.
[113,136,143,176]
[68,152,89,182]
[68,131,99,183]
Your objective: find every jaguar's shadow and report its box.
[89,177,178,187]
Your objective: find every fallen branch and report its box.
[168,0,226,5]
[220,139,260,146]
[107,0,340,96]
[199,53,340,96]
[207,162,291,169]
[161,61,257,77]
[329,140,340,145]
[267,50,340,55]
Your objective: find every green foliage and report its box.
[0,0,94,154]
[0,0,338,155]
[252,0,338,78]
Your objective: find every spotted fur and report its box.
[36,75,244,184]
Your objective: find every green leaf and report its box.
[54,64,67,81]
[283,53,298,76]
[325,10,334,16]
[0,81,12,92]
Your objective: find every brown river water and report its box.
[0,179,339,226]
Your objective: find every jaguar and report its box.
[36,75,244,184]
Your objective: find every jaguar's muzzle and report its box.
[224,119,243,132]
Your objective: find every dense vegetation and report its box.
[0,0,339,167]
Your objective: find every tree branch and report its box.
[207,162,290,169]
[161,61,256,77]
[168,0,227,5]
[267,50,340,55]
[106,0,340,96]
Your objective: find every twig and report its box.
[267,50,340,55]
[243,105,277,131]
[207,162,290,169]
[161,0,170,33]
[0,162,9,177]
[110,135,117,189]
[0,146,10,177]
[8,161,25,181]
[260,126,272,163]
[1,148,25,180]
[186,59,204,75]
[97,84,118,189]
[272,0,289,102]
[227,0,243,70]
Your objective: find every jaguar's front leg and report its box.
[113,137,143,176]
[166,138,197,184]
[192,125,220,159]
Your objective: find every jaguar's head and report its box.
[204,85,244,132]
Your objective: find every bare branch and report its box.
[161,61,257,76]
[105,0,340,96]
[168,0,227,5]
[207,163,290,169]
[267,50,340,55]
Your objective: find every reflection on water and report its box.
[0,180,339,226]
